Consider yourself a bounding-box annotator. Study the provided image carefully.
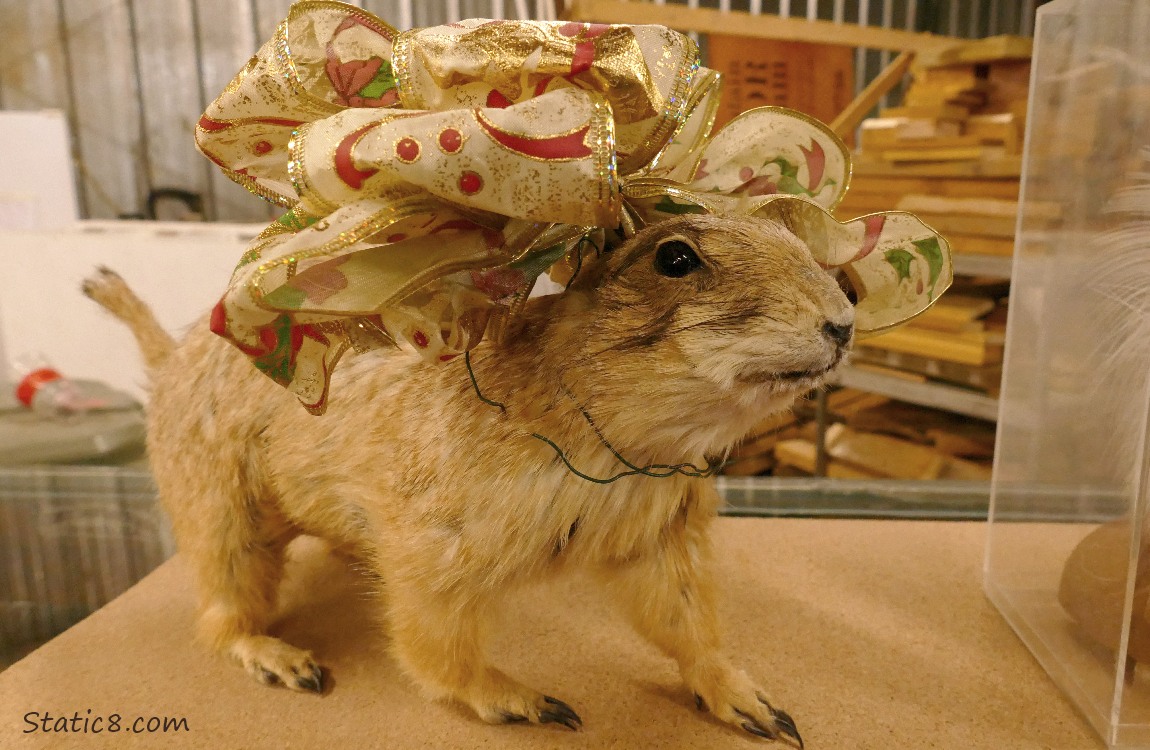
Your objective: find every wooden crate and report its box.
[707,35,854,131]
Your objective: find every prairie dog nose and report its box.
[822,320,854,348]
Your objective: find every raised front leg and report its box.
[600,482,803,747]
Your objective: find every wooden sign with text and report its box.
[707,36,854,132]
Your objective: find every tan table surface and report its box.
[0,518,1100,749]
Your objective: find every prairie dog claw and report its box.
[692,667,803,748]
[539,696,582,731]
[769,705,803,749]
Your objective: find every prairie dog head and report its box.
[538,213,854,455]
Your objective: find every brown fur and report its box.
[84,215,852,742]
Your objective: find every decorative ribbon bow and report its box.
[197,0,952,414]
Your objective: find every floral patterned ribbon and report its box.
[196,0,952,414]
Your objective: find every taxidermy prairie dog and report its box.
[84,213,853,746]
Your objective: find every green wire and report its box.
[573,403,722,478]
[529,432,715,484]
[465,349,723,483]
[464,350,506,412]
[563,232,600,291]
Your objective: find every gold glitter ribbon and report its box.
[196,0,952,414]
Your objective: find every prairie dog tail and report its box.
[82,267,176,371]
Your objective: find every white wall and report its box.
[0,111,78,230]
[0,221,260,402]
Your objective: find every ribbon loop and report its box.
[289,89,619,226]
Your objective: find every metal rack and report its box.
[953,253,1013,279]
[831,365,1000,421]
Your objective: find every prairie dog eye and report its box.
[654,238,702,278]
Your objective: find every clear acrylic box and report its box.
[985,1,1150,747]
[0,467,172,668]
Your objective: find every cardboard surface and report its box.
[0,518,1099,749]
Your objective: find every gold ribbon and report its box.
[196,0,952,414]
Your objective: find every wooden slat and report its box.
[460,0,493,20]
[830,49,914,138]
[888,135,985,149]
[0,3,84,217]
[833,196,909,217]
[774,438,883,479]
[850,362,929,382]
[879,103,971,120]
[897,195,1018,218]
[910,294,996,331]
[928,428,996,460]
[862,130,983,151]
[850,156,1022,178]
[893,118,963,139]
[966,112,1022,152]
[861,327,1003,366]
[410,0,437,27]
[845,400,994,446]
[947,234,1017,257]
[252,0,287,40]
[828,391,892,419]
[939,456,993,480]
[825,423,945,479]
[0,3,72,110]
[568,0,958,52]
[880,146,995,162]
[131,0,210,216]
[194,0,256,193]
[61,0,144,218]
[898,195,1062,224]
[921,34,1033,67]
[193,0,269,222]
[847,175,1020,200]
[850,347,1002,392]
[827,387,879,411]
[911,212,1017,238]
[722,452,775,476]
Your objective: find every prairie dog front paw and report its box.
[463,668,582,730]
[230,635,324,694]
[690,665,802,747]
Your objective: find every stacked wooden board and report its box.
[827,39,1034,419]
[723,388,996,480]
[855,277,1008,385]
[835,36,1039,261]
[713,37,1040,481]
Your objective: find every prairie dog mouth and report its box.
[736,350,846,385]
[777,367,834,381]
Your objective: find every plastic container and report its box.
[984,1,1150,747]
[10,354,102,418]
[0,466,172,667]
[3,355,145,465]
